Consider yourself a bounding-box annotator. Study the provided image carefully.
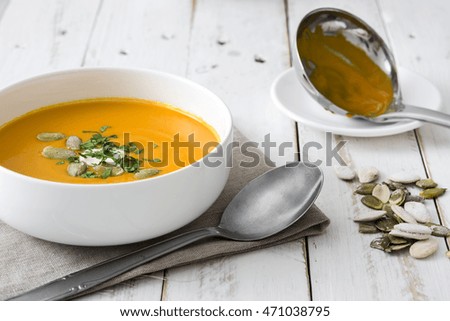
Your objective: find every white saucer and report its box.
[271,67,442,137]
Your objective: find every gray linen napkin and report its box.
[0,130,329,300]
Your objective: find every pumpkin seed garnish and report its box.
[134,168,161,180]
[40,125,163,180]
[37,132,65,142]
[42,146,77,160]
[67,162,87,177]
[66,135,82,150]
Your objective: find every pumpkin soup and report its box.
[0,98,219,184]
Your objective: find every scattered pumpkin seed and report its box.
[405,194,424,203]
[357,166,379,183]
[389,189,406,206]
[446,251,450,259]
[354,183,376,195]
[370,235,391,252]
[419,188,447,199]
[425,223,450,237]
[404,201,430,223]
[388,243,411,251]
[361,195,384,210]
[353,210,386,222]
[334,165,356,180]
[372,184,390,203]
[383,180,406,191]
[409,238,438,259]
[389,171,420,184]
[389,223,431,240]
[415,179,438,189]
[388,234,409,245]
[358,223,379,234]
[391,205,417,224]
[37,132,65,142]
[42,146,77,160]
[375,217,397,232]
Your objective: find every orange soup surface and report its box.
[0,98,219,184]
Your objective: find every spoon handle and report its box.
[381,104,450,128]
[8,227,221,301]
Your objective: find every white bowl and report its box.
[0,68,233,246]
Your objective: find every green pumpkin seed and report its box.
[382,204,404,223]
[361,195,384,210]
[425,223,450,237]
[37,132,65,142]
[375,217,397,232]
[94,165,124,177]
[388,234,409,245]
[419,188,446,199]
[66,135,82,150]
[415,179,438,189]
[358,223,379,234]
[388,243,411,251]
[134,168,161,180]
[354,183,376,195]
[389,189,406,206]
[383,180,406,191]
[370,235,391,252]
[405,194,424,203]
[67,162,87,177]
[372,184,391,203]
[42,146,77,160]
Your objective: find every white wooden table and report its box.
[1,0,449,300]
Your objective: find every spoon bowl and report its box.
[219,161,323,240]
[9,161,323,300]
[294,8,450,128]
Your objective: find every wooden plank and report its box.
[378,0,450,240]
[0,0,10,21]
[77,274,164,301]
[288,0,450,300]
[163,0,310,300]
[82,0,192,75]
[76,0,194,300]
[0,0,101,87]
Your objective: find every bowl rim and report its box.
[0,67,233,188]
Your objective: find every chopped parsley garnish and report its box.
[41,125,162,180]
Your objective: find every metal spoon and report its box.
[8,161,323,301]
[294,8,450,128]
